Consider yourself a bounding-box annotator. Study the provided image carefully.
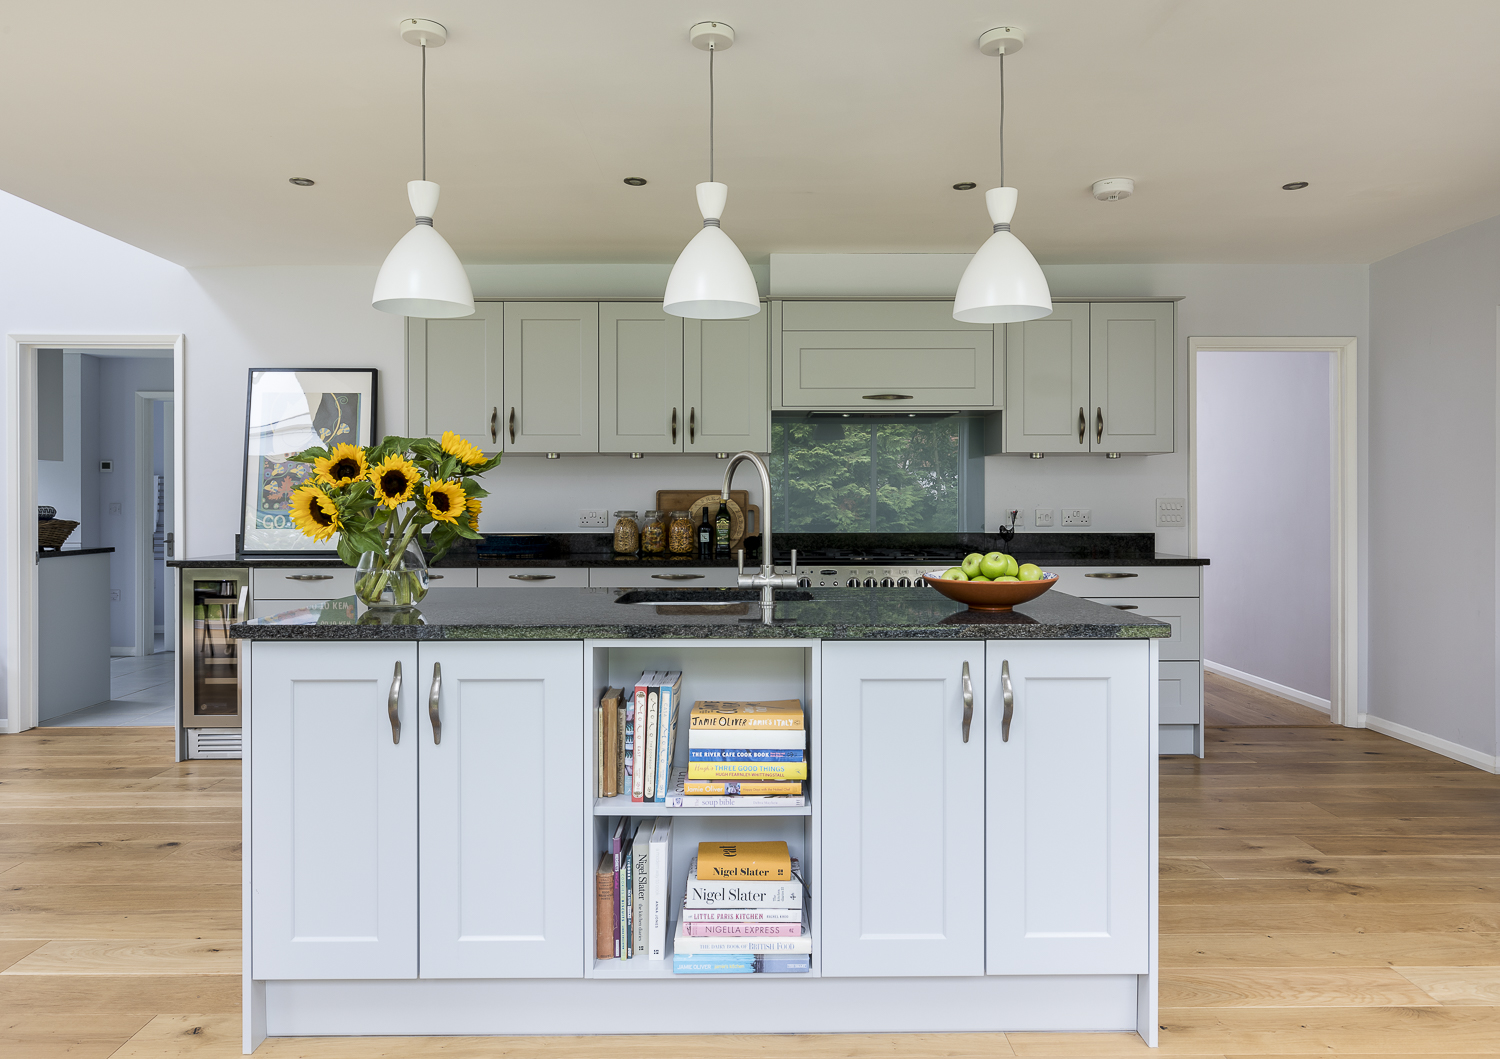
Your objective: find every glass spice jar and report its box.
[612,510,640,555]
[640,510,666,554]
[667,509,695,554]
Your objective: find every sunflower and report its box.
[465,496,482,531]
[288,485,341,542]
[313,443,369,488]
[440,430,486,467]
[425,480,466,523]
[368,454,421,508]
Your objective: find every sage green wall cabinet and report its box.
[1000,301,1174,455]
[599,305,684,454]
[685,314,769,453]
[407,308,504,451]
[774,301,997,410]
[502,302,600,455]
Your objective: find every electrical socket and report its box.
[578,509,609,529]
[1061,507,1091,526]
[1033,508,1054,527]
[1156,498,1186,527]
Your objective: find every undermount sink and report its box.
[615,588,813,606]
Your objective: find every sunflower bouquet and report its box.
[285,431,500,607]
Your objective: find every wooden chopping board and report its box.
[655,489,761,551]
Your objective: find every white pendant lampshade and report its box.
[372,180,475,319]
[953,187,1051,323]
[664,182,760,320]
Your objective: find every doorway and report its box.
[5,335,185,735]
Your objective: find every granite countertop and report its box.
[230,586,1172,643]
[38,547,115,560]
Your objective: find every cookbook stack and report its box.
[672,841,810,974]
[669,699,807,808]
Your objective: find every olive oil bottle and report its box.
[714,498,731,559]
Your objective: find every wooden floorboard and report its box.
[1,683,1497,1058]
[1203,672,1334,728]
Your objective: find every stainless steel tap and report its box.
[721,451,799,617]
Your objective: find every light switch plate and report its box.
[108,502,123,515]
[1033,508,1054,527]
[1156,497,1186,527]
[1061,508,1091,526]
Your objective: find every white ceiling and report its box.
[5,0,1498,268]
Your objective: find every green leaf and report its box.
[335,534,362,566]
[450,521,482,540]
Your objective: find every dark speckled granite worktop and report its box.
[230,586,1171,642]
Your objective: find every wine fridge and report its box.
[179,567,248,759]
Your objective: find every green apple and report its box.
[1016,563,1043,582]
[941,567,968,581]
[969,574,992,582]
[1003,553,1019,577]
[995,575,1020,582]
[960,552,985,578]
[978,551,1007,579]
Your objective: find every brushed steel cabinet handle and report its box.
[1095,406,1104,444]
[1001,660,1014,743]
[1078,406,1086,445]
[427,573,444,580]
[388,661,402,744]
[652,573,704,580]
[508,407,516,444]
[1110,604,1139,610]
[671,407,678,444]
[490,407,498,444]
[961,660,974,744]
[286,574,333,581]
[863,393,914,401]
[509,573,555,581]
[428,661,442,745]
[689,407,696,444]
[1085,572,1139,579]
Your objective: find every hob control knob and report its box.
[796,577,812,588]
[879,577,895,587]
[896,577,911,587]
[845,577,860,588]
[863,577,877,588]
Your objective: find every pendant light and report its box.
[953,27,1052,324]
[372,18,475,319]
[663,21,761,320]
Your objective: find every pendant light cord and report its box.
[708,44,716,183]
[421,43,428,182]
[999,51,1005,188]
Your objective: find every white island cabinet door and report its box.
[251,642,418,980]
[985,640,1151,974]
[418,641,585,978]
[820,641,986,977]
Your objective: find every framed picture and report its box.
[238,368,379,556]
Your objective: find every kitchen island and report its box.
[233,586,1168,1051]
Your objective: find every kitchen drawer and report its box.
[1084,597,1201,662]
[588,567,738,589]
[425,568,478,588]
[252,567,356,600]
[1158,661,1203,725]
[477,568,588,588]
[1050,566,1200,598]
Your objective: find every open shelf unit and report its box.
[581,640,820,980]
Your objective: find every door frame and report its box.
[4,335,185,734]
[135,390,175,658]
[1187,336,1360,728]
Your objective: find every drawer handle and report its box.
[960,660,974,744]
[387,661,402,745]
[1000,659,1014,743]
[427,574,443,580]
[286,574,333,581]
[652,573,705,580]
[863,393,913,401]
[509,574,556,581]
[1085,572,1139,579]
[1110,604,1139,611]
[428,661,442,745]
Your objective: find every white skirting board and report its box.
[1357,714,1500,774]
[262,975,1141,1038]
[1203,660,1330,713]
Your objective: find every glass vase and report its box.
[354,541,430,609]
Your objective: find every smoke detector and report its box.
[1092,177,1134,201]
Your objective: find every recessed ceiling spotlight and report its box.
[288,177,315,186]
[1282,181,1309,190]
[623,177,647,186]
[953,182,977,191]
[1091,177,1133,201]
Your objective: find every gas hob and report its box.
[786,551,954,588]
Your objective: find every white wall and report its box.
[1369,214,1500,762]
[1197,350,1333,700]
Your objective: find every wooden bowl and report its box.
[922,571,1059,612]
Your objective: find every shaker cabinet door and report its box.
[1090,302,1174,453]
[1004,303,1090,454]
[502,302,600,453]
[408,308,504,452]
[418,641,585,978]
[820,641,986,977]
[985,640,1151,975]
[251,642,419,980]
[685,315,769,453]
[600,304,684,454]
